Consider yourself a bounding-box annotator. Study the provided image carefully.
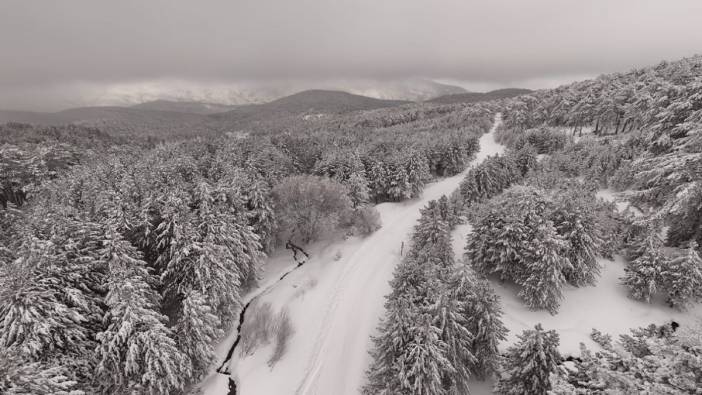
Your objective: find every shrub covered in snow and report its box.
[272,175,354,244]
[239,302,295,367]
[347,205,382,236]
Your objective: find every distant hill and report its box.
[347,79,467,101]
[427,88,532,104]
[131,100,239,115]
[264,90,409,113]
[0,106,222,139]
[0,90,409,137]
[210,90,410,128]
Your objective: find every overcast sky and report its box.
[2,0,701,110]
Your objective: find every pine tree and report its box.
[431,287,475,393]
[660,241,702,309]
[386,161,411,201]
[387,256,434,306]
[345,171,371,208]
[411,201,453,266]
[405,150,431,199]
[437,195,460,229]
[174,290,224,379]
[95,231,190,394]
[159,181,263,325]
[397,313,454,395]
[364,297,419,395]
[551,195,601,287]
[519,223,571,314]
[465,209,530,281]
[495,324,561,395]
[365,159,389,202]
[241,178,276,252]
[622,230,666,303]
[0,350,81,395]
[511,143,538,177]
[447,266,507,379]
[0,215,106,388]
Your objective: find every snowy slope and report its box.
[200,114,504,395]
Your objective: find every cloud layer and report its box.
[2,0,701,109]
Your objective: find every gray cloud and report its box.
[2,0,702,110]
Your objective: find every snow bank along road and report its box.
[200,114,504,395]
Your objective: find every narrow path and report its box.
[206,114,504,395]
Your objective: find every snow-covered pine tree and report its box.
[447,266,507,379]
[511,143,538,177]
[495,324,561,395]
[173,290,224,379]
[465,209,529,281]
[621,229,667,303]
[345,171,371,208]
[0,350,81,395]
[405,149,431,199]
[410,201,451,257]
[241,177,276,252]
[431,286,475,393]
[363,297,419,395]
[0,213,107,388]
[459,159,495,203]
[437,195,460,229]
[365,158,389,203]
[386,160,411,201]
[519,223,571,314]
[159,181,263,325]
[96,230,190,394]
[660,241,702,309]
[397,312,454,395]
[551,195,601,287]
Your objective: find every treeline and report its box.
[501,54,702,136]
[0,106,493,393]
[500,55,702,253]
[0,122,151,209]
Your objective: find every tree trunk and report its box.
[623,119,631,134]
[594,118,600,135]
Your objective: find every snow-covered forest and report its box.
[3,53,702,395]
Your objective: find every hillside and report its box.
[212,89,408,121]
[0,90,411,137]
[131,100,239,114]
[265,90,409,113]
[208,89,410,131]
[428,88,532,104]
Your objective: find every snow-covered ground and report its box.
[199,114,504,395]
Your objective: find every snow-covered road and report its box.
[200,114,504,395]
